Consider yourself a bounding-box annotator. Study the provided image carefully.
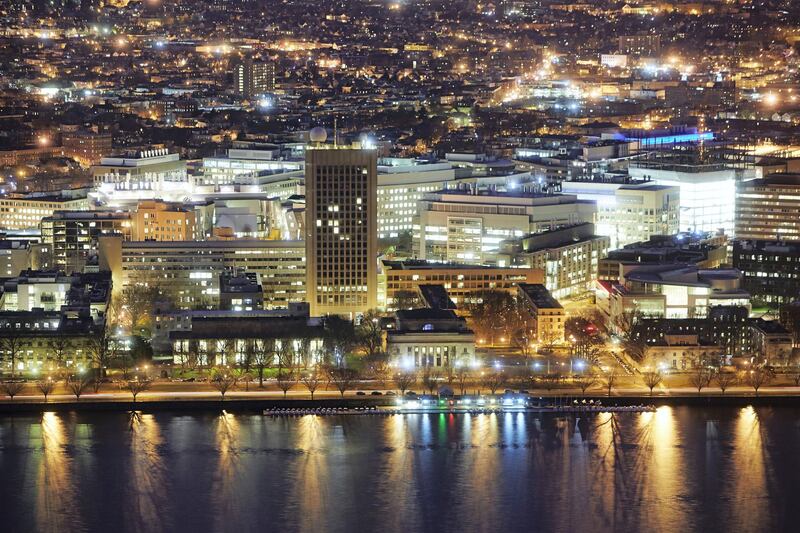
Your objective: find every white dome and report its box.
[309,127,327,143]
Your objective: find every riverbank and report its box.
[3,391,800,413]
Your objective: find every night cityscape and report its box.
[1,1,800,531]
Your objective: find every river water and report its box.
[0,406,798,533]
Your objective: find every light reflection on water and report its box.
[1,406,798,533]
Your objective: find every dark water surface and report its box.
[1,406,799,533]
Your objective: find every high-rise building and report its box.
[735,174,800,242]
[305,143,378,317]
[233,57,275,98]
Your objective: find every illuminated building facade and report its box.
[305,146,378,317]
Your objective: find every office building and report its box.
[380,260,544,309]
[132,200,197,241]
[0,193,90,230]
[599,232,728,281]
[561,179,679,249]
[305,143,378,317]
[735,174,800,242]
[91,149,188,202]
[61,130,113,166]
[414,189,596,264]
[41,211,131,273]
[376,158,456,239]
[733,240,800,306]
[516,283,566,345]
[100,238,306,310]
[500,223,610,300]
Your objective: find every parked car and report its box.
[356,391,366,396]
[370,391,383,396]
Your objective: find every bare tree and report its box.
[88,326,115,392]
[0,380,25,400]
[540,374,561,393]
[50,336,71,371]
[0,328,25,378]
[209,372,237,400]
[455,366,471,395]
[301,369,323,399]
[481,371,506,395]
[276,370,297,398]
[604,373,618,397]
[791,370,800,387]
[574,375,598,395]
[253,338,274,388]
[394,371,416,395]
[36,379,56,401]
[689,367,712,393]
[330,367,358,397]
[421,368,441,394]
[364,352,391,388]
[714,372,738,395]
[743,367,773,397]
[125,379,151,402]
[641,371,663,396]
[67,376,92,400]
[238,371,254,392]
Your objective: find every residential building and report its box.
[233,57,276,98]
[0,239,51,277]
[61,130,113,166]
[304,143,378,317]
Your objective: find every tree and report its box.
[392,290,420,310]
[743,367,773,397]
[67,376,92,400]
[276,370,297,398]
[481,371,506,395]
[237,371,254,392]
[394,371,416,395]
[121,284,159,335]
[88,326,115,392]
[364,352,392,387]
[574,375,598,395]
[0,380,25,400]
[254,338,274,387]
[464,290,516,346]
[356,310,384,358]
[641,371,663,396]
[330,367,358,397]
[791,370,800,387]
[604,373,618,397]
[689,367,712,393]
[50,336,71,371]
[323,316,357,366]
[421,368,441,395]
[0,328,25,378]
[209,372,237,400]
[302,369,323,399]
[37,379,56,401]
[125,379,151,402]
[714,372,737,395]
[455,365,471,395]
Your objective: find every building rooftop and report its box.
[518,283,562,309]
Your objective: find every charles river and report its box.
[1,406,799,533]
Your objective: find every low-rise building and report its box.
[733,240,800,306]
[386,308,476,369]
[516,283,565,346]
[41,211,131,273]
[131,200,197,241]
[380,260,544,309]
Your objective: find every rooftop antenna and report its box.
[333,116,338,147]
